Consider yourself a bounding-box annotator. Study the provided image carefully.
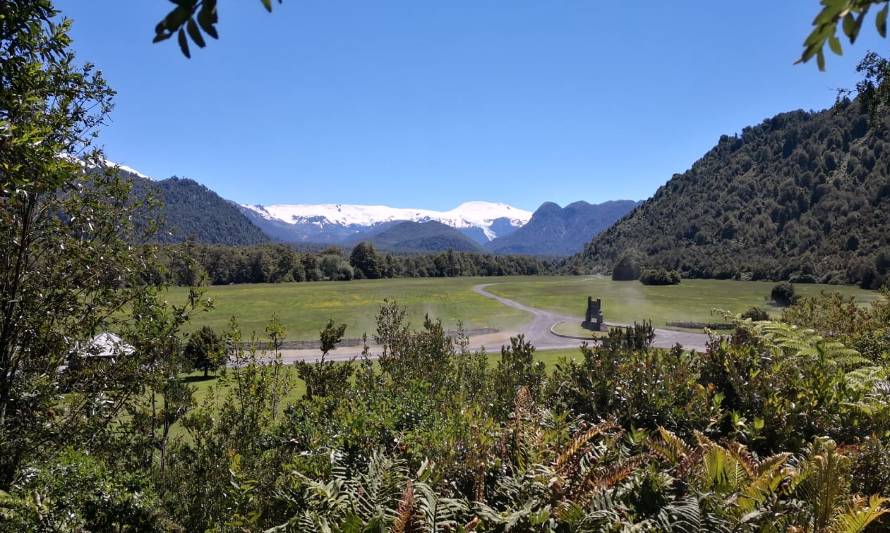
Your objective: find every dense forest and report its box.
[355,220,485,253]
[577,100,890,288]
[156,241,558,285]
[125,172,270,245]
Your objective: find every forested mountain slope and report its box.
[577,100,890,288]
[486,200,638,256]
[360,220,484,253]
[125,172,270,245]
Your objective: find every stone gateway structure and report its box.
[582,296,604,331]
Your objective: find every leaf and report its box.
[878,4,888,37]
[817,49,826,71]
[164,5,191,30]
[261,0,273,12]
[197,4,219,39]
[828,33,843,55]
[843,12,857,40]
[187,18,206,48]
[178,28,191,58]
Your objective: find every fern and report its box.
[413,481,468,532]
[827,495,890,533]
[390,480,414,533]
[648,426,693,464]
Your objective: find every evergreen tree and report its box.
[350,242,383,279]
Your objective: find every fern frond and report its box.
[649,426,693,464]
[573,456,645,502]
[390,479,414,533]
[827,495,889,533]
[554,421,618,475]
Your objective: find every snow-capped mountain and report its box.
[240,201,533,245]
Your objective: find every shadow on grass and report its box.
[181,375,218,384]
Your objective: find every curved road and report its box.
[472,284,710,352]
[279,283,710,363]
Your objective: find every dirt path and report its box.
[277,282,710,363]
[471,283,711,352]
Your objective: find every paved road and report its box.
[278,283,710,363]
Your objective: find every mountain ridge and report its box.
[122,171,270,246]
[485,199,639,256]
[356,220,484,253]
[240,201,532,245]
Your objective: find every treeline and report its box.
[156,241,558,286]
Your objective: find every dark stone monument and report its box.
[582,296,604,331]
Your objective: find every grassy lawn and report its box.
[167,277,529,341]
[485,276,878,330]
[167,276,880,341]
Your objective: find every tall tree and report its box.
[350,242,383,279]
[0,1,191,489]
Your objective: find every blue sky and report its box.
[57,0,886,211]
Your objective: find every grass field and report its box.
[168,277,528,341]
[170,276,880,340]
[486,276,878,329]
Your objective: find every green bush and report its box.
[639,268,681,285]
[740,306,769,321]
[771,281,796,306]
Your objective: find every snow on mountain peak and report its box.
[241,201,533,241]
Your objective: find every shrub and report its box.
[771,282,796,306]
[639,268,681,285]
[612,255,641,280]
[740,307,769,321]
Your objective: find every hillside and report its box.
[485,200,638,256]
[125,172,269,245]
[576,100,890,288]
[361,220,484,253]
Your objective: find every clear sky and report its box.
[56,0,887,211]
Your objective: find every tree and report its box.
[350,242,383,279]
[184,326,225,377]
[294,319,353,399]
[0,0,195,490]
[611,255,641,281]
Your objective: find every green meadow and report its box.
[167,277,528,341]
[486,276,879,329]
[169,275,880,340]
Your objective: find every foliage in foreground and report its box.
[5,293,888,531]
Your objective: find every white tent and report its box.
[80,332,134,359]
